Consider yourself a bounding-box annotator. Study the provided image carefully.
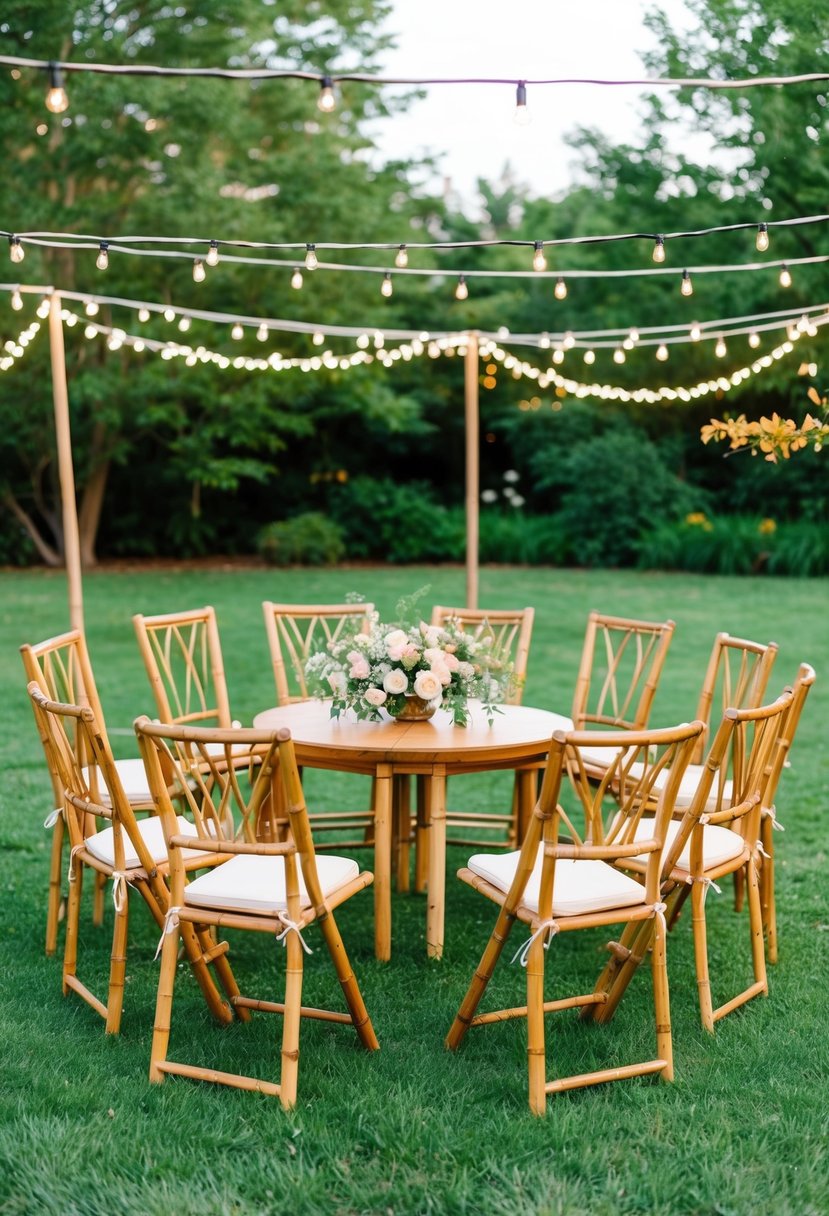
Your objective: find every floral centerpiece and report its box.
[304,592,513,727]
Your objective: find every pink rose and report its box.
[364,687,387,707]
[413,669,442,701]
[349,657,370,679]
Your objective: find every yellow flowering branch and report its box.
[702,389,829,463]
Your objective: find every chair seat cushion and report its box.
[468,846,646,917]
[84,815,209,869]
[631,817,746,872]
[83,757,153,806]
[183,852,361,917]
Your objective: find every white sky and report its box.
[374,0,693,207]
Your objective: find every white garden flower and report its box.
[364,686,387,707]
[413,669,442,701]
[383,668,409,695]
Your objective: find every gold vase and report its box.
[393,694,438,721]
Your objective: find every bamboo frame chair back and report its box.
[430,606,534,705]
[571,612,675,732]
[21,630,109,763]
[690,632,778,763]
[262,601,374,705]
[133,606,233,728]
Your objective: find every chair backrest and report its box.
[262,601,374,705]
[133,606,234,728]
[760,663,815,811]
[662,688,794,877]
[27,681,157,876]
[21,630,109,750]
[135,718,327,917]
[571,611,675,732]
[690,632,778,763]
[507,720,704,916]
[430,606,534,706]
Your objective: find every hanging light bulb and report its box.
[96,241,109,271]
[85,299,99,317]
[10,289,22,311]
[395,244,409,269]
[178,316,190,332]
[206,239,220,267]
[305,244,318,271]
[514,81,530,126]
[36,296,51,319]
[779,264,792,288]
[84,324,96,340]
[256,323,268,342]
[538,332,551,349]
[138,307,150,323]
[787,322,799,341]
[552,348,564,364]
[748,330,761,349]
[554,277,567,301]
[9,236,24,264]
[231,323,244,341]
[628,328,639,345]
[562,331,575,350]
[583,349,595,364]
[381,272,393,298]
[680,268,693,297]
[291,268,303,290]
[317,75,336,113]
[690,321,701,342]
[312,331,325,346]
[192,258,206,283]
[532,242,547,272]
[45,62,69,114]
[656,343,669,361]
[613,347,626,364]
[455,275,468,301]
[715,335,727,357]
[756,222,770,252]
[652,235,666,263]
[356,333,370,349]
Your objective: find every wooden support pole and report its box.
[49,292,84,632]
[464,331,479,610]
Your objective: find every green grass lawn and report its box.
[1,563,827,1216]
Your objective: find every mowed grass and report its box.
[0,563,827,1216]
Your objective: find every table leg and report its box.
[373,763,393,962]
[426,766,447,960]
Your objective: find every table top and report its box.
[253,699,573,766]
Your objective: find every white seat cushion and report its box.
[468,845,646,917]
[83,757,153,806]
[630,817,746,872]
[203,740,250,759]
[183,852,360,917]
[575,744,628,771]
[84,815,211,869]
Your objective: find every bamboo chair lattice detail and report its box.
[262,601,376,853]
[445,720,704,1112]
[21,630,156,955]
[27,683,234,1034]
[588,688,794,1032]
[135,716,378,1109]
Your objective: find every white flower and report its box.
[414,670,442,700]
[430,661,452,686]
[503,469,520,483]
[327,671,347,693]
[481,489,498,503]
[383,668,409,695]
[458,661,475,680]
[353,633,371,648]
[364,687,387,707]
[510,494,525,508]
[385,628,409,660]
[419,623,441,648]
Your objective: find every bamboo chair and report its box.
[132,606,252,766]
[588,688,793,1033]
[401,606,537,892]
[445,719,704,1112]
[27,683,234,1035]
[135,716,379,1108]
[21,630,156,955]
[261,600,376,853]
[757,663,815,963]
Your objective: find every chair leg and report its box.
[318,910,379,1050]
[526,930,548,1115]
[760,817,778,964]
[62,864,83,997]
[691,877,715,1033]
[446,905,516,1050]
[733,868,745,913]
[92,869,106,926]
[278,927,304,1110]
[650,913,673,1082]
[589,916,653,1025]
[746,858,768,997]
[178,921,234,1025]
[149,919,179,1083]
[105,895,129,1035]
[45,815,65,956]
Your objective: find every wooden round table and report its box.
[253,699,572,960]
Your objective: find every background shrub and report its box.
[257,512,345,566]
[327,478,465,563]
